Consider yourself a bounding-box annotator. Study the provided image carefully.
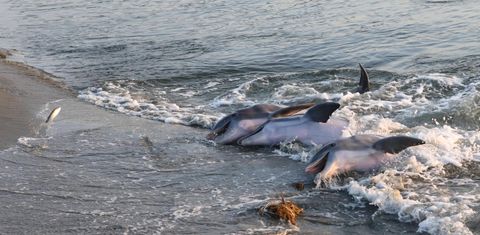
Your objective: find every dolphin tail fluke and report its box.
[270,103,315,118]
[358,63,370,94]
[372,136,425,154]
[304,102,340,123]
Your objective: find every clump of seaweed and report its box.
[0,48,12,59]
[259,195,304,225]
[291,182,305,191]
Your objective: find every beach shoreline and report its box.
[0,58,71,149]
[0,53,426,234]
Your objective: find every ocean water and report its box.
[1,0,480,234]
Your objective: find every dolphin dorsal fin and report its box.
[304,102,340,123]
[358,63,370,94]
[372,136,425,154]
[270,103,315,118]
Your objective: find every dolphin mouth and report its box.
[236,135,250,145]
[206,132,217,140]
[206,121,230,140]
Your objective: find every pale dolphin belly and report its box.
[317,149,389,179]
[239,117,347,146]
[296,118,348,146]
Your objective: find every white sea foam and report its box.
[172,205,206,219]
[78,82,218,128]
[17,136,51,149]
[78,72,478,234]
[272,73,479,234]
[271,83,344,104]
[204,81,220,89]
[338,98,477,234]
[414,73,464,86]
[210,77,263,107]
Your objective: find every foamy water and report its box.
[75,70,480,234]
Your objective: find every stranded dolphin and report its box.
[305,134,425,183]
[238,102,346,146]
[208,63,370,145]
[207,103,315,144]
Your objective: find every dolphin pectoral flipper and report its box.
[269,103,315,118]
[372,136,425,154]
[358,63,370,94]
[304,102,340,123]
[305,143,335,174]
[236,121,268,145]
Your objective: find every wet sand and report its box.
[0,59,69,149]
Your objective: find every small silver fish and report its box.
[45,107,62,123]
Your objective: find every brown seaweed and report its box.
[259,195,303,225]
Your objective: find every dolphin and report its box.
[238,102,346,146]
[305,135,425,182]
[207,103,315,144]
[208,63,370,145]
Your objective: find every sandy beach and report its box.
[0,59,69,149]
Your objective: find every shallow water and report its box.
[1,0,480,234]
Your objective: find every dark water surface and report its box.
[1,0,480,87]
[1,0,480,234]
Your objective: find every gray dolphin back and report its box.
[237,104,281,116]
[304,102,340,123]
[358,63,370,94]
[372,136,425,154]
